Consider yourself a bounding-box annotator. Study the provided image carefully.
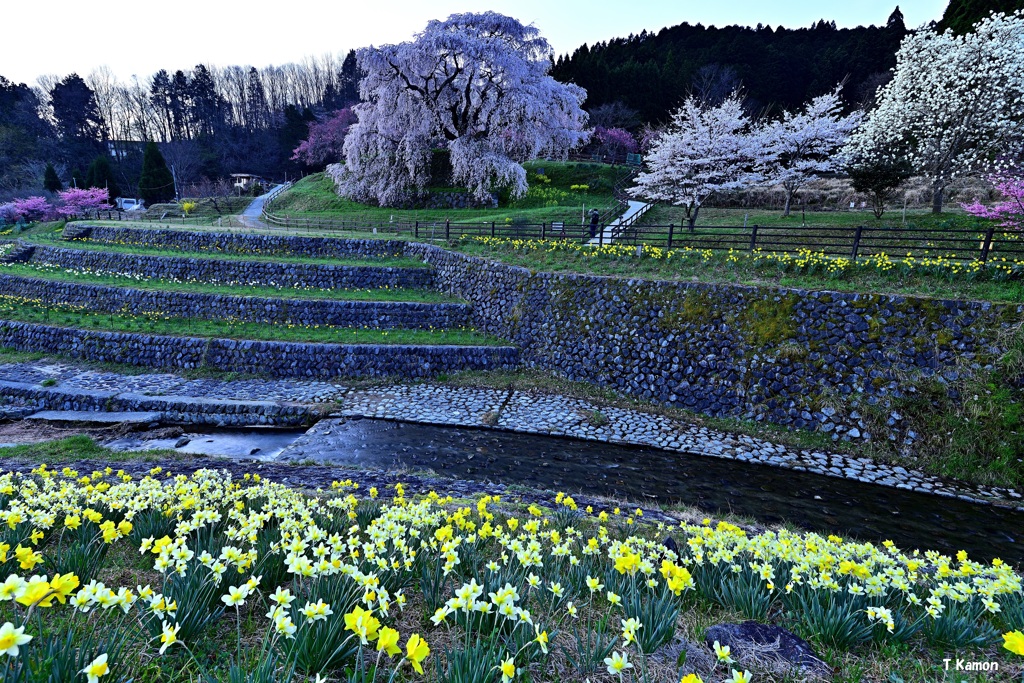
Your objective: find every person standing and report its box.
[588,208,601,239]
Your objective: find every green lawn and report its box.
[267,161,623,226]
[0,296,505,346]
[25,233,429,268]
[640,204,977,229]
[0,262,460,304]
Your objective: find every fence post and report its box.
[981,226,995,263]
[851,225,864,259]
[491,221,495,238]
[445,219,450,241]
[667,223,674,249]
[541,222,546,239]
[749,224,758,251]
[415,221,419,239]
[599,225,604,246]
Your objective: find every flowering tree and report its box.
[291,108,357,167]
[963,173,1024,231]
[0,203,21,225]
[843,10,1024,213]
[758,86,862,216]
[593,127,638,161]
[333,12,590,206]
[7,197,53,222]
[56,188,109,217]
[629,93,759,229]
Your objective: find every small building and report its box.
[115,198,145,211]
[230,174,265,191]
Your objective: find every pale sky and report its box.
[2,1,948,85]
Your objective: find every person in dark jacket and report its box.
[588,209,600,239]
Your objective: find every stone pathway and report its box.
[241,183,287,229]
[0,360,1020,507]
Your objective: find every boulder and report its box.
[704,621,831,679]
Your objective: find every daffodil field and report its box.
[461,237,1024,302]
[0,466,1022,682]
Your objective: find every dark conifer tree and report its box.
[43,163,62,192]
[138,142,175,203]
[84,154,122,199]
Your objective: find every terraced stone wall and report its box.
[65,225,406,259]
[0,321,517,379]
[0,274,470,330]
[407,243,1023,443]
[39,228,1023,443]
[27,244,433,290]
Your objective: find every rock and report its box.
[174,437,191,448]
[704,621,831,679]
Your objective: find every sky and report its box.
[2,0,949,85]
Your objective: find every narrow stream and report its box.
[110,419,1024,565]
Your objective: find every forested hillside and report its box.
[938,0,1024,33]
[551,9,909,122]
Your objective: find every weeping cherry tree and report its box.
[330,12,590,206]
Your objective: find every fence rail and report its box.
[73,206,1024,264]
[604,222,1024,263]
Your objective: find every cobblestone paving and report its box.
[0,361,1020,507]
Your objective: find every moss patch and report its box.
[740,292,799,347]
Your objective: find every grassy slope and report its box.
[0,262,460,304]
[24,233,428,268]
[268,161,622,225]
[0,298,504,346]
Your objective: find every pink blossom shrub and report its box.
[962,174,1024,231]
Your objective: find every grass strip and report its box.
[26,233,430,268]
[0,262,461,304]
[0,435,180,463]
[0,296,506,346]
[454,238,1024,303]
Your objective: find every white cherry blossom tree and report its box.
[843,10,1024,213]
[629,92,760,229]
[758,86,862,216]
[330,12,590,207]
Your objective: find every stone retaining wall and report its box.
[0,380,317,427]
[405,243,1023,444]
[0,321,518,379]
[46,228,1024,444]
[0,274,471,330]
[65,225,407,259]
[28,243,433,290]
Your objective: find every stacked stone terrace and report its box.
[0,226,517,379]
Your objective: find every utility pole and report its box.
[171,164,179,201]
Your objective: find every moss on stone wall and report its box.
[740,292,799,347]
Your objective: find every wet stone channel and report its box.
[111,418,1024,565]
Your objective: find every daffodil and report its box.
[158,621,180,655]
[713,640,735,664]
[604,651,633,677]
[499,655,516,682]
[1004,630,1024,656]
[377,626,401,656]
[81,653,110,683]
[0,621,31,657]
[406,634,430,674]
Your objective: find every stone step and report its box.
[26,410,163,425]
[0,380,317,427]
[0,241,36,264]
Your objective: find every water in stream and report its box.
[111,418,1024,565]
